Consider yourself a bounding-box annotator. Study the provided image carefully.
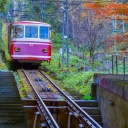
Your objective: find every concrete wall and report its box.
[93,74,128,128]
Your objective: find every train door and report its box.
[30,43,51,60]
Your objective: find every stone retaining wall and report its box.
[93,74,128,128]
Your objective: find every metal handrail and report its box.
[112,55,118,75]
[111,55,128,80]
[123,56,128,80]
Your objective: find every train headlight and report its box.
[14,47,21,52]
[42,48,48,53]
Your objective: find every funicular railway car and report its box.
[8,21,51,65]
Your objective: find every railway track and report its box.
[20,68,102,128]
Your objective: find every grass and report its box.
[0,49,8,71]
[40,46,94,100]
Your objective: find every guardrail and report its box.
[111,55,128,80]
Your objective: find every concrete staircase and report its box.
[0,72,28,128]
[75,100,103,127]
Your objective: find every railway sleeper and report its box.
[34,78,42,81]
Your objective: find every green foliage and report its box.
[41,49,93,99]
[33,5,40,13]
[0,0,8,12]
[0,50,7,71]
[0,21,8,71]
[60,71,93,96]
[44,3,61,32]
[52,33,62,45]
[82,95,92,100]
[89,60,102,69]
[2,22,9,57]
[0,62,7,71]
[13,72,27,98]
[13,72,22,85]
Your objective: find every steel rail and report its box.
[22,69,59,128]
[39,69,102,128]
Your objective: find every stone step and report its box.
[0,101,22,107]
[0,110,25,114]
[0,87,19,90]
[0,72,14,75]
[0,92,19,96]
[0,96,21,98]
[0,89,18,93]
[0,113,26,117]
[0,91,19,95]
[82,107,101,115]
[0,106,25,114]
[0,114,27,123]
[0,72,29,128]
[0,106,24,110]
[0,98,22,102]
[75,100,98,107]
[0,124,28,128]
[0,104,23,107]
[0,77,15,79]
[0,89,19,93]
[0,73,14,76]
[0,83,17,86]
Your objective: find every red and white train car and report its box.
[8,21,51,65]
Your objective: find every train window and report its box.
[40,26,49,39]
[11,25,24,38]
[25,26,38,38]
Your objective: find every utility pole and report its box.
[40,0,46,21]
[61,0,69,68]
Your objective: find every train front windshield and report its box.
[11,25,50,39]
[40,26,49,39]
[25,26,38,38]
[25,26,49,39]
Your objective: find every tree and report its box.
[68,2,128,63]
[0,0,8,12]
[69,3,112,63]
[104,2,128,52]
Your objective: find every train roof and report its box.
[9,21,51,27]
